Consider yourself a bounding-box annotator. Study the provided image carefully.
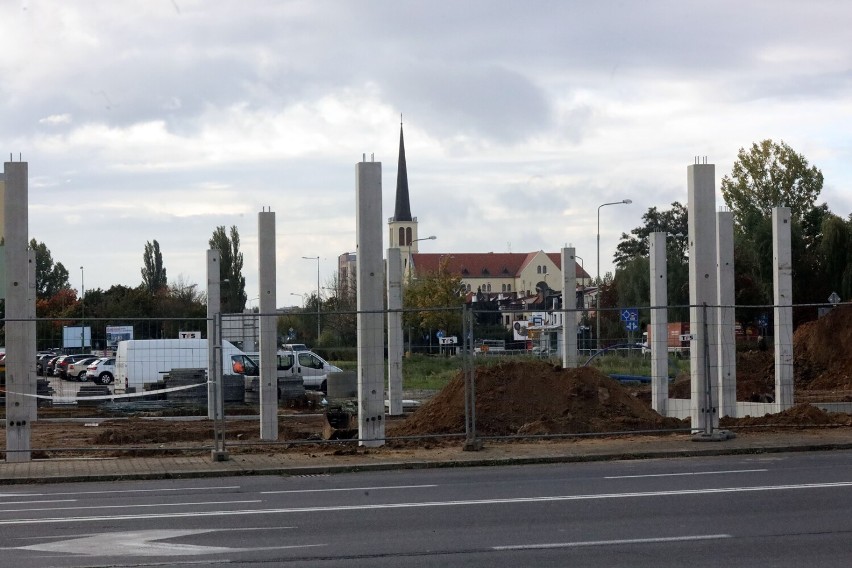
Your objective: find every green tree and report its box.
[720,139,823,227]
[613,202,688,268]
[141,239,167,294]
[404,257,465,339]
[30,239,70,298]
[209,225,247,313]
[820,213,852,300]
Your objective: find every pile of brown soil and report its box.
[388,361,684,437]
[793,303,852,389]
[721,403,852,428]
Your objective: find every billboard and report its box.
[63,326,91,349]
[106,325,134,349]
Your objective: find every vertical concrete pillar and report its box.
[773,207,794,411]
[206,249,222,420]
[716,211,737,418]
[27,247,37,421]
[649,231,668,414]
[4,161,33,462]
[258,209,278,439]
[561,247,578,368]
[356,160,385,446]
[687,163,719,432]
[387,247,404,415]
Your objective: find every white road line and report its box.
[0,500,261,514]
[262,484,437,494]
[605,469,768,479]
[0,500,77,506]
[0,485,241,498]
[494,534,732,550]
[0,480,849,526]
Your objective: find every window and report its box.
[405,227,412,245]
[542,265,547,274]
[537,265,542,274]
[486,283,492,292]
[277,353,295,371]
[507,284,512,292]
[298,352,323,370]
[398,227,405,246]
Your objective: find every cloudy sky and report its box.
[2,1,850,305]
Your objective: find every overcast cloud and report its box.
[2,0,850,304]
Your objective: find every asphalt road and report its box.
[1,451,851,567]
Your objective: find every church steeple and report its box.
[392,119,412,222]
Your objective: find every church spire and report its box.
[393,117,413,222]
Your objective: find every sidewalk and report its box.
[2,428,851,485]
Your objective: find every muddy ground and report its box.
[3,304,851,458]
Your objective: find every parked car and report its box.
[66,356,100,381]
[45,355,63,377]
[54,354,95,380]
[86,357,116,385]
[36,352,57,376]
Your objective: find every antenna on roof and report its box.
[400,112,403,126]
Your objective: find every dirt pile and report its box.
[721,403,852,428]
[793,303,852,390]
[388,361,684,437]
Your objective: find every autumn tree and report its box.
[209,225,247,313]
[403,257,465,340]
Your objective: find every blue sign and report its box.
[436,330,445,339]
[621,308,639,322]
[625,321,639,332]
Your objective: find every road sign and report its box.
[621,308,639,322]
[436,330,445,339]
[625,321,639,332]
[829,292,841,305]
[439,336,458,345]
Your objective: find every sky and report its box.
[2,0,851,307]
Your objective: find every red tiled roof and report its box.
[411,252,589,279]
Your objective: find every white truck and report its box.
[114,338,258,394]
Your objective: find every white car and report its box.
[66,356,100,381]
[86,357,116,385]
[278,350,342,393]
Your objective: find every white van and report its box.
[276,350,341,393]
[114,338,258,394]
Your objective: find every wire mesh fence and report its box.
[1,300,850,458]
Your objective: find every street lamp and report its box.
[302,256,321,342]
[80,266,85,351]
[596,199,632,351]
[406,235,436,279]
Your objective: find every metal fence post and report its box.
[211,312,228,461]
[463,304,482,451]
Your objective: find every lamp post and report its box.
[301,256,321,342]
[406,235,436,279]
[596,199,632,351]
[80,266,85,351]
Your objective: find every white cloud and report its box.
[3,0,852,301]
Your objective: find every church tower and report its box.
[388,119,419,255]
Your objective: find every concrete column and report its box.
[773,207,794,411]
[258,210,278,439]
[649,231,668,414]
[356,160,385,446]
[4,161,33,462]
[716,211,737,418]
[27,247,36,421]
[561,247,578,368]
[206,249,222,420]
[687,163,719,432]
[387,247,404,415]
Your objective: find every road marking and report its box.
[0,499,77,506]
[494,534,732,550]
[605,469,768,479]
[0,485,241,498]
[16,529,325,557]
[262,484,437,494]
[0,500,260,514]
[0,480,849,526]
